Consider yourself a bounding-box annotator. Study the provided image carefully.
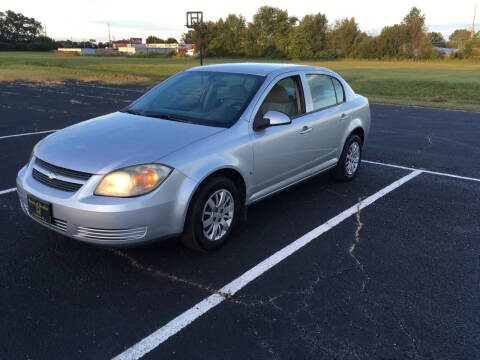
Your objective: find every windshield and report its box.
[123,71,265,127]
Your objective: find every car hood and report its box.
[35,112,224,174]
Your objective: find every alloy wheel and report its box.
[202,189,234,241]
[345,141,360,176]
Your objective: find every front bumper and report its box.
[16,159,197,246]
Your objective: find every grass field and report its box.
[1,51,480,112]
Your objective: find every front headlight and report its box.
[94,164,172,197]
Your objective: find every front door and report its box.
[250,75,317,201]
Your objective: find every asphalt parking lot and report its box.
[1,81,479,360]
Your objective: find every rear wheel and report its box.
[181,176,240,251]
[332,134,362,181]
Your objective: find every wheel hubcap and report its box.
[202,189,234,241]
[345,141,360,176]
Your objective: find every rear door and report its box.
[300,73,346,167]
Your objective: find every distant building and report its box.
[130,38,142,44]
[118,45,175,55]
[146,43,178,49]
[117,46,137,54]
[177,43,195,55]
[435,47,458,55]
[57,48,95,55]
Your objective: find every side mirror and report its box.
[253,110,291,131]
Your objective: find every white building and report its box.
[118,44,175,55]
[146,43,178,49]
[57,48,95,55]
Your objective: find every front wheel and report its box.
[332,134,362,181]
[181,176,240,251]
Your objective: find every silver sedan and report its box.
[16,63,370,250]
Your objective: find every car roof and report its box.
[186,62,331,77]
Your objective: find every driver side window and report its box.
[257,76,305,119]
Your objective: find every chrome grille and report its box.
[32,168,83,192]
[76,226,147,241]
[51,218,68,232]
[35,158,92,180]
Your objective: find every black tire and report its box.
[332,134,362,181]
[181,175,240,251]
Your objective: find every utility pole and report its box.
[108,22,111,47]
[473,2,478,39]
[198,25,203,66]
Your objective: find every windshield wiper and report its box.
[122,108,144,116]
[146,113,193,124]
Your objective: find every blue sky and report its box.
[2,0,478,41]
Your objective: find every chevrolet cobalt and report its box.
[17,63,370,251]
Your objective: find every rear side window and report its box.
[305,74,337,111]
[332,77,345,103]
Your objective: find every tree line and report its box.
[181,6,480,60]
[1,7,479,58]
[0,10,56,50]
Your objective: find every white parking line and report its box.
[362,160,480,183]
[0,129,58,140]
[112,169,422,360]
[0,188,16,195]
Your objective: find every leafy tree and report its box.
[201,20,221,56]
[99,5,474,60]
[0,10,43,42]
[428,32,446,47]
[181,30,193,43]
[0,10,57,50]
[202,14,247,56]
[288,13,328,59]
[222,14,247,55]
[185,21,210,55]
[146,36,164,44]
[458,40,474,58]
[378,25,405,58]
[329,17,361,58]
[355,35,380,59]
[402,7,426,48]
[449,29,471,42]
[166,37,178,44]
[247,6,297,57]
[417,37,442,59]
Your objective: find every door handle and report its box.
[299,125,313,135]
[341,113,350,120]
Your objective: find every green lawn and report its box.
[1,51,480,112]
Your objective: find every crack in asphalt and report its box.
[109,247,370,357]
[425,135,433,146]
[108,249,247,305]
[349,198,370,291]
